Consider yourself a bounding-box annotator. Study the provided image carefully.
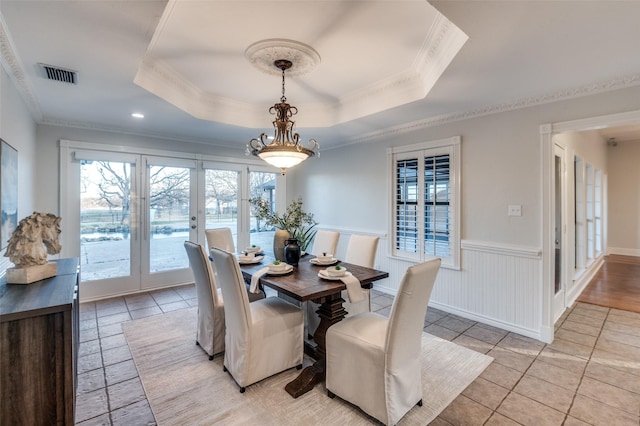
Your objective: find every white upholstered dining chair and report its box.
[310,229,340,256]
[343,234,379,314]
[183,241,226,360]
[205,227,235,253]
[209,247,304,393]
[307,233,379,336]
[326,257,441,425]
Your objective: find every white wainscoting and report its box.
[318,228,545,340]
[374,239,544,341]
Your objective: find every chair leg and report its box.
[223,366,227,372]
[296,364,303,370]
[239,387,246,393]
[208,354,214,361]
[195,340,200,346]
[327,390,336,399]
[416,399,423,407]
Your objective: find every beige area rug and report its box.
[123,308,493,425]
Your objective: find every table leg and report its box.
[285,293,346,398]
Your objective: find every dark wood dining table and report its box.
[239,254,389,398]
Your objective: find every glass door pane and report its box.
[205,169,240,250]
[249,171,278,249]
[148,164,191,273]
[80,160,134,281]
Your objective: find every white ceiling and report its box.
[1,1,640,152]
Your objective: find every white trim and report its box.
[608,247,640,257]
[314,226,387,239]
[73,150,138,163]
[386,135,460,155]
[428,301,545,342]
[540,123,555,344]
[59,139,265,167]
[460,240,541,259]
[551,109,640,134]
[566,256,605,309]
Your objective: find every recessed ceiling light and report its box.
[131,113,144,119]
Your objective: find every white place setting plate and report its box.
[237,255,264,265]
[266,264,294,275]
[318,270,352,280]
[309,258,338,266]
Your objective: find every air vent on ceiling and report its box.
[38,63,78,84]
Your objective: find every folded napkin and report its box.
[250,267,270,293]
[340,273,364,303]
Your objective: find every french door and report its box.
[202,161,282,253]
[60,142,284,301]
[67,151,197,299]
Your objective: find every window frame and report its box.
[388,136,461,269]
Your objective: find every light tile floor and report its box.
[76,286,640,425]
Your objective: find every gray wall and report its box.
[0,67,38,272]
[608,138,640,255]
[290,85,640,249]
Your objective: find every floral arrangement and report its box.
[250,197,317,251]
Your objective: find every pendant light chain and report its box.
[281,67,287,103]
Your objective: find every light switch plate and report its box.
[508,204,522,217]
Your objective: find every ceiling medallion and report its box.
[246,58,320,175]
[244,39,321,77]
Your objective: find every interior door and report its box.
[553,144,567,320]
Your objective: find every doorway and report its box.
[552,144,566,321]
[542,109,640,341]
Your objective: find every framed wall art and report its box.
[1,139,18,250]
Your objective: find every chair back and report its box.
[385,258,441,368]
[344,234,379,268]
[184,241,222,306]
[209,247,251,337]
[205,227,235,253]
[311,230,340,256]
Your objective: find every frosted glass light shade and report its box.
[258,150,308,169]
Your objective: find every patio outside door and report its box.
[74,151,197,300]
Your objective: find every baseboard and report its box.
[428,301,543,342]
[567,257,604,307]
[607,247,640,257]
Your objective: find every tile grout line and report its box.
[560,305,609,425]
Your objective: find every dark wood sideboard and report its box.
[0,258,80,426]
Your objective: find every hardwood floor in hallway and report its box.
[577,254,640,313]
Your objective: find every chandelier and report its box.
[247,59,319,175]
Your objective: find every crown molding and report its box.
[347,72,640,145]
[0,13,42,121]
[41,70,640,154]
[39,117,237,149]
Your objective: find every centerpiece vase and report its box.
[284,238,301,266]
[273,229,290,262]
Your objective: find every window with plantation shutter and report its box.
[424,154,451,258]
[396,158,418,252]
[389,137,460,269]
